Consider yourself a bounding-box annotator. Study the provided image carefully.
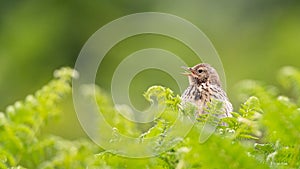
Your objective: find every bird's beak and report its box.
[181,66,192,76]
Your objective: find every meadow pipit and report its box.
[181,63,232,118]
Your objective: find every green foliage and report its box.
[236,66,300,168]
[0,68,99,169]
[220,96,262,141]
[1,66,300,168]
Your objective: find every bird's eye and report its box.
[198,69,203,73]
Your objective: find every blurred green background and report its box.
[1,0,300,139]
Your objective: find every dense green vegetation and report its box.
[0,66,299,168]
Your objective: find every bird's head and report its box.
[182,63,221,86]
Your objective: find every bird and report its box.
[181,63,232,118]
